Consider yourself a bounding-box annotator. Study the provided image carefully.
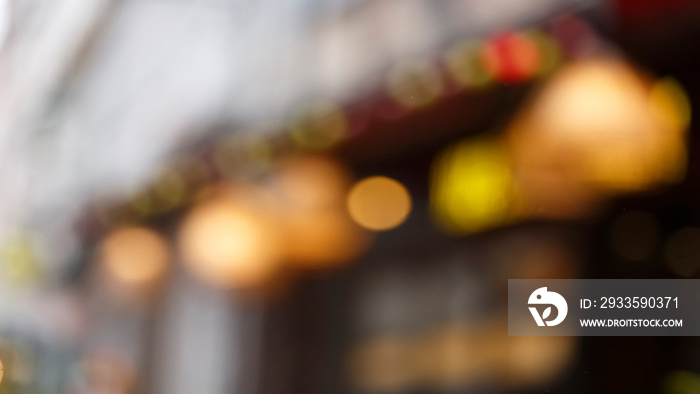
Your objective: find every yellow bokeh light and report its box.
[178,188,281,288]
[347,176,412,231]
[1,235,42,284]
[649,78,691,134]
[648,78,690,184]
[665,371,700,394]
[431,139,519,234]
[99,227,169,285]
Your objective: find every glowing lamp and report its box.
[347,176,412,231]
[178,188,281,288]
[99,227,169,286]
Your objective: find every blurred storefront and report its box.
[0,0,698,393]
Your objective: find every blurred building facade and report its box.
[0,0,700,393]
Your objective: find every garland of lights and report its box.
[92,25,573,228]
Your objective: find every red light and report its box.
[481,33,541,84]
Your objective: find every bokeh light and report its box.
[347,176,412,231]
[81,349,137,394]
[283,209,370,267]
[649,78,691,133]
[431,138,519,234]
[664,227,700,277]
[347,321,576,392]
[273,155,352,210]
[289,103,348,150]
[99,226,169,285]
[506,57,689,195]
[647,77,691,184]
[178,187,282,288]
[664,370,700,394]
[214,134,275,180]
[445,40,494,89]
[1,235,42,285]
[527,30,561,76]
[387,61,443,109]
[131,169,186,216]
[481,32,541,83]
[272,155,370,267]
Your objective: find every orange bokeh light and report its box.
[271,155,370,267]
[178,188,282,288]
[347,176,412,231]
[99,226,169,285]
[507,57,688,199]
